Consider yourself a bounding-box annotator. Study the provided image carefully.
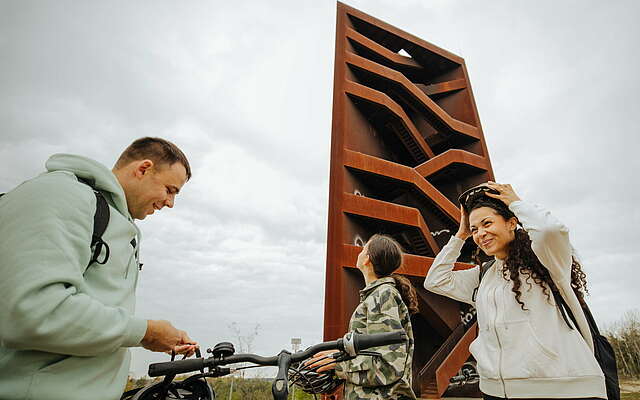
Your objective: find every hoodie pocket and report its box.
[469,329,500,379]
[499,320,563,379]
[36,354,70,373]
[29,350,130,400]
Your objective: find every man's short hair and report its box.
[115,137,192,180]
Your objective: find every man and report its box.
[0,137,197,400]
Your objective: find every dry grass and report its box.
[622,378,640,394]
[607,311,640,399]
[607,310,640,379]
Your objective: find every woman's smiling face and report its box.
[469,206,517,259]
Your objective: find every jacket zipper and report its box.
[492,283,508,399]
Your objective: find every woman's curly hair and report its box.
[468,197,588,309]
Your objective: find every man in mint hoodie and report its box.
[0,137,198,400]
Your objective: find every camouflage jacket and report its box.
[334,277,416,400]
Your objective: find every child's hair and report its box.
[367,234,419,314]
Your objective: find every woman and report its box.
[424,182,606,400]
[309,234,418,400]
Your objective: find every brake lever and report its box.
[194,348,204,373]
[331,350,381,363]
[357,351,381,357]
[328,351,352,363]
[172,347,205,373]
[203,366,231,378]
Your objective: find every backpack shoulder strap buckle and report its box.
[77,177,111,268]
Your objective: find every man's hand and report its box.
[141,320,198,356]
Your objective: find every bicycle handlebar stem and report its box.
[272,351,292,400]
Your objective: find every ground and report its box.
[622,378,640,399]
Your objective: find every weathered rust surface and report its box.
[324,2,494,398]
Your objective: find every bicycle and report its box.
[448,361,479,387]
[123,331,407,400]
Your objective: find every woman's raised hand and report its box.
[455,205,471,240]
[485,182,521,206]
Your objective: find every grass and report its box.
[621,378,640,397]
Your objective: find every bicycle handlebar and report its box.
[148,331,407,400]
[349,331,406,355]
[149,331,406,377]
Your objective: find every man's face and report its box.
[127,161,188,220]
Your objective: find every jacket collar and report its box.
[359,276,395,301]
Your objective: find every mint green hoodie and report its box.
[0,154,148,400]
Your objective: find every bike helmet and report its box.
[458,183,499,212]
[288,360,343,395]
[127,375,215,400]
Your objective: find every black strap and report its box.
[552,290,576,330]
[472,259,495,302]
[557,290,620,400]
[580,300,601,336]
[554,290,601,336]
[1,180,110,268]
[77,178,111,268]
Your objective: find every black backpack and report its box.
[554,292,620,400]
[0,177,111,268]
[472,259,620,400]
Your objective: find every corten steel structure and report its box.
[324,3,495,399]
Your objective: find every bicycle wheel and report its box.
[121,387,142,400]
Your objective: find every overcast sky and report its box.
[1,0,638,377]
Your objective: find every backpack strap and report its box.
[472,259,495,302]
[552,291,577,331]
[77,178,111,268]
[581,300,601,336]
[553,289,602,337]
[1,182,110,268]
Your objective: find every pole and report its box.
[291,338,302,400]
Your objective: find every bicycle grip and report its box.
[353,331,407,352]
[148,358,204,377]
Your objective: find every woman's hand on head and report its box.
[485,182,521,206]
[455,205,471,240]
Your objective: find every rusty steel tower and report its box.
[324,3,495,398]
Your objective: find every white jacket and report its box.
[424,200,606,399]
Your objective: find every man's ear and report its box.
[134,160,154,178]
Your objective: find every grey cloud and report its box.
[1,0,638,377]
